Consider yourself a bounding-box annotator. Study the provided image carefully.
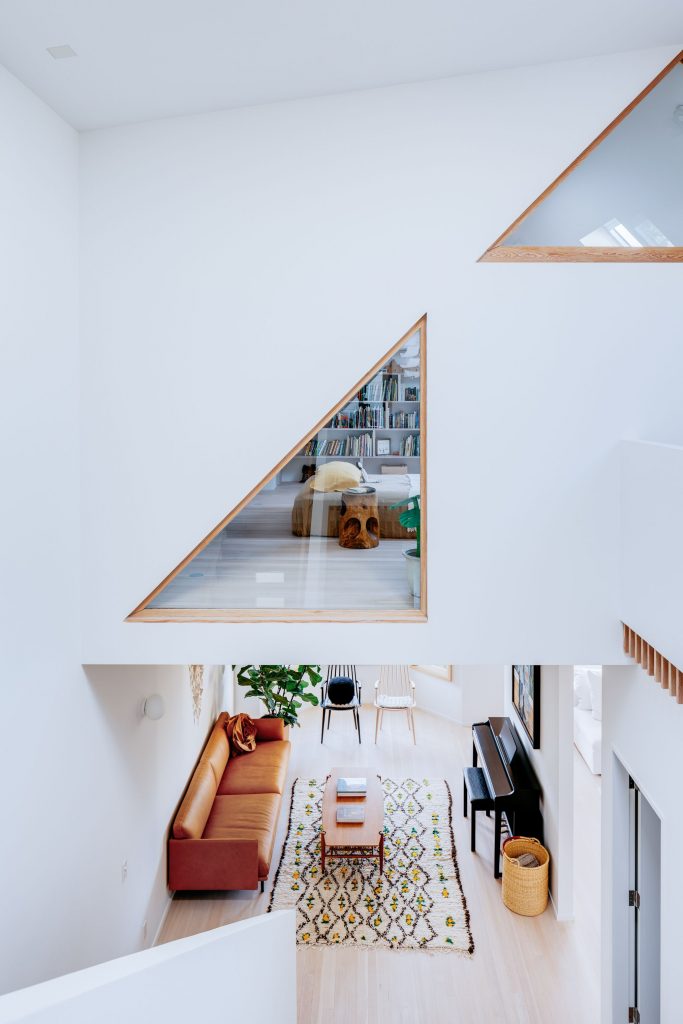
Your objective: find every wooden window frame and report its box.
[127,315,428,624]
[479,51,683,263]
[411,664,453,681]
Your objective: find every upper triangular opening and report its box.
[481,52,683,262]
[128,316,427,622]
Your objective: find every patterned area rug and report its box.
[268,776,474,953]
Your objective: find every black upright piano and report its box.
[472,716,543,878]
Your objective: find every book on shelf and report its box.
[400,433,420,457]
[356,374,383,402]
[356,373,400,403]
[336,805,365,824]
[337,776,367,795]
[329,404,385,429]
[388,410,420,429]
[301,433,373,458]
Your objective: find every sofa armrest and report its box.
[254,717,287,742]
[168,837,260,891]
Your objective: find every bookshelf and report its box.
[281,365,421,482]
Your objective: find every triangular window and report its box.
[129,317,427,622]
[481,52,683,262]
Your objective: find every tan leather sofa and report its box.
[168,712,291,892]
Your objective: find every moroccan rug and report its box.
[268,776,474,953]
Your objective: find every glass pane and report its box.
[502,61,683,248]
[143,323,425,614]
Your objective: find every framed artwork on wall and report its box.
[512,665,541,748]
[376,439,391,456]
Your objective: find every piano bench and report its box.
[463,766,494,853]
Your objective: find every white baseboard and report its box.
[152,891,173,947]
[549,888,575,922]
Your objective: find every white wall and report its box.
[232,664,379,716]
[458,665,507,725]
[411,666,460,720]
[0,911,296,1024]
[601,664,682,1023]
[234,664,505,723]
[620,440,683,671]
[0,659,226,997]
[82,665,227,947]
[78,44,683,666]
[412,665,506,724]
[504,666,575,919]
[0,67,235,996]
[0,62,78,993]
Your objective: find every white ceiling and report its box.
[0,0,681,130]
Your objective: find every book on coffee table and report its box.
[336,777,367,796]
[336,805,366,824]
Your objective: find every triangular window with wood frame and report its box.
[129,316,427,622]
[480,51,683,262]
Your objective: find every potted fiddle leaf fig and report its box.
[234,665,322,728]
[390,493,421,597]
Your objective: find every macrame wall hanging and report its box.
[188,664,204,722]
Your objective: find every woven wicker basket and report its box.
[501,836,549,917]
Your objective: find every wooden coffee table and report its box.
[320,767,385,873]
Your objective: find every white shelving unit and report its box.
[281,369,421,483]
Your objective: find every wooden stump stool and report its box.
[339,486,380,549]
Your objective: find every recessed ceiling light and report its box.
[47,44,78,60]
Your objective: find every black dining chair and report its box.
[320,665,362,743]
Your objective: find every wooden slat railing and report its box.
[622,624,683,703]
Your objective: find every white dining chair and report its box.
[374,665,416,743]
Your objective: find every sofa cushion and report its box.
[217,741,290,796]
[200,717,231,785]
[254,717,287,742]
[202,794,280,876]
[173,762,218,840]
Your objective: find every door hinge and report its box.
[628,889,640,909]
[628,1007,640,1023]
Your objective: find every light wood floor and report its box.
[158,708,601,1024]
[149,483,417,610]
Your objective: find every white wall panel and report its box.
[0,912,295,1024]
[620,440,683,671]
[602,665,682,1022]
[78,45,683,664]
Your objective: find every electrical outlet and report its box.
[121,860,128,883]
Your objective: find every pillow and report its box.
[573,667,592,711]
[327,676,356,706]
[225,713,258,756]
[587,667,602,722]
[309,461,361,493]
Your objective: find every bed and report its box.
[573,665,602,775]
[573,707,601,775]
[291,473,419,538]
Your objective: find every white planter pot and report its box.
[402,548,421,597]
